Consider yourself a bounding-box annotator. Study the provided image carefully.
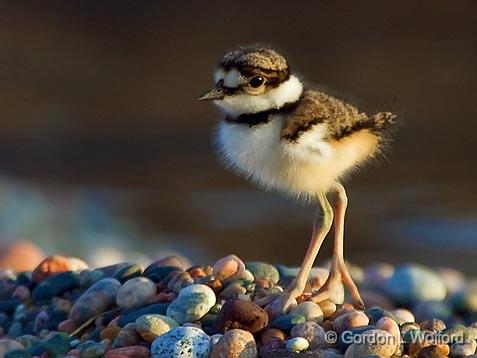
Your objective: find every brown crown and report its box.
[219,46,288,72]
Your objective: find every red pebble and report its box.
[32,255,87,283]
[67,349,81,357]
[58,319,77,334]
[105,346,151,357]
[12,285,30,300]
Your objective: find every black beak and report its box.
[198,86,225,101]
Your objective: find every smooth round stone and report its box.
[290,301,324,323]
[451,340,477,357]
[135,314,178,342]
[270,314,306,332]
[351,329,396,357]
[215,299,268,334]
[417,344,450,357]
[113,263,143,283]
[420,318,446,332]
[437,267,465,295]
[167,272,194,294]
[96,263,130,278]
[41,332,72,357]
[78,341,106,358]
[333,310,369,333]
[290,322,327,349]
[7,322,22,338]
[317,300,337,319]
[286,337,309,353]
[0,339,24,356]
[413,300,452,322]
[31,271,81,303]
[79,270,105,288]
[143,265,181,283]
[12,286,30,301]
[365,306,399,325]
[376,317,400,355]
[338,325,376,352]
[33,311,49,334]
[16,335,41,349]
[154,256,185,270]
[70,278,121,324]
[220,282,247,299]
[382,264,446,305]
[4,349,31,358]
[117,302,169,327]
[213,255,245,282]
[391,308,414,324]
[112,323,141,348]
[116,277,156,309]
[105,346,151,358]
[211,329,257,358]
[261,328,286,345]
[210,334,223,347]
[100,326,121,341]
[362,263,394,289]
[151,326,210,358]
[166,284,216,324]
[245,262,280,285]
[449,280,477,313]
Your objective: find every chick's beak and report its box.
[198,86,225,101]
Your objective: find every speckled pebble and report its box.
[135,314,178,342]
[210,329,257,358]
[151,326,210,358]
[166,284,216,324]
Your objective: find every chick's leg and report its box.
[267,192,333,317]
[310,182,364,309]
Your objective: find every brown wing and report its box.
[280,89,394,142]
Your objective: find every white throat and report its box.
[214,75,303,116]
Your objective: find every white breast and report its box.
[216,117,284,189]
[216,117,338,198]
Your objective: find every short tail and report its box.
[371,111,397,130]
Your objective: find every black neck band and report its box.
[225,99,300,127]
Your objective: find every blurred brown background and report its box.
[0,1,476,271]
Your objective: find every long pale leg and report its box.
[267,192,333,317]
[310,182,364,309]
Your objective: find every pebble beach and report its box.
[1,253,477,358]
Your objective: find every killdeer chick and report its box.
[199,46,396,315]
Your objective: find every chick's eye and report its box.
[249,76,265,88]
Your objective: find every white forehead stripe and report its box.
[214,68,226,84]
[223,68,243,88]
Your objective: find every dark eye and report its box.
[249,76,265,88]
